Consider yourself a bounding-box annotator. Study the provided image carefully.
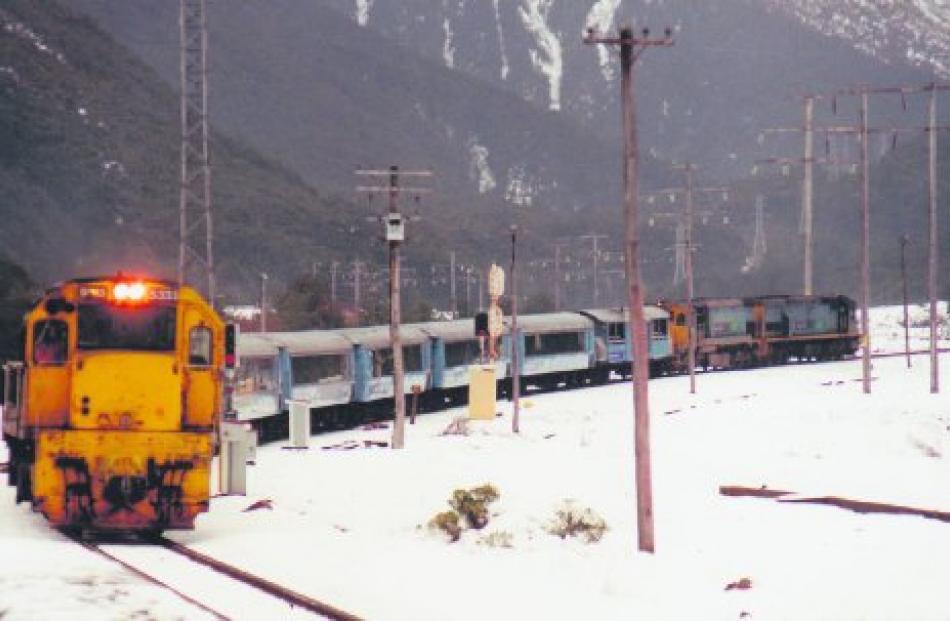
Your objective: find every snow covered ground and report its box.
[2,305,949,620]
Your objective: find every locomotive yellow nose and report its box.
[70,353,181,431]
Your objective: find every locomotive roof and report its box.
[514,312,594,333]
[579,307,669,323]
[338,325,429,348]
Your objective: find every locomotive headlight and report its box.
[114,282,147,302]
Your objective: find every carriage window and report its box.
[403,345,423,372]
[607,323,625,343]
[235,357,277,394]
[33,320,68,365]
[292,354,346,383]
[526,331,584,356]
[189,326,212,366]
[373,346,423,376]
[651,319,668,338]
[445,340,481,367]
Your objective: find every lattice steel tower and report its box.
[178,0,214,301]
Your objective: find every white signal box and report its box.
[386,213,405,241]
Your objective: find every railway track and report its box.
[68,531,360,621]
[869,347,950,360]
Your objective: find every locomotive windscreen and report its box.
[78,304,176,351]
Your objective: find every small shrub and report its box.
[547,501,607,544]
[479,530,514,549]
[449,483,500,529]
[428,510,462,542]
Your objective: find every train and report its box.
[3,276,230,534]
[233,294,860,442]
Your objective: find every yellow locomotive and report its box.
[3,275,227,533]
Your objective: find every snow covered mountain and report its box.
[322,0,943,179]
[769,0,950,77]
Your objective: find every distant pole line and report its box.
[585,23,673,555]
[579,234,608,307]
[259,272,267,332]
[900,235,911,369]
[450,251,457,317]
[510,225,520,434]
[642,167,728,396]
[764,81,950,392]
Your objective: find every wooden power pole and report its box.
[357,166,432,449]
[510,225,521,433]
[585,24,673,555]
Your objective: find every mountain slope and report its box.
[0,1,361,297]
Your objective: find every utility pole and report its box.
[330,261,338,306]
[751,195,767,270]
[585,24,673,554]
[765,82,950,393]
[927,84,939,393]
[259,272,268,332]
[465,266,473,316]
[803,96,815,295]
[580,234,608,307]
[357,166,432,449]
[178,0,214,302]
[859,91,872,394]
[901,235,911,369]
[450,251,458,317]
[353,260,363,318]
[477,268,484,311]
[643,165,727,395]
[554,241,563,311]
[510,225,520,433]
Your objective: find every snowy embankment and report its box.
[1,305,949,620]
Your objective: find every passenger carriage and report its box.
[512,313,596,390]
[579,306,673,379]
[340,325,431,410]
[417,319,509,406]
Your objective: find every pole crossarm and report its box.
[355,186,433,194]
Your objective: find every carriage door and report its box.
[182,306,218,429]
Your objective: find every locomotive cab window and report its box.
[189,326,212,366]
[651,319,668,338]
[78,304,175,351]
[33,319,68,365]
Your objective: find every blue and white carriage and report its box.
[232,306,674,438]
[580,306,672,378]
[339,325,431,403]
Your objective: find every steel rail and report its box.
[158,538,361,621]
[71,536,230,620]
